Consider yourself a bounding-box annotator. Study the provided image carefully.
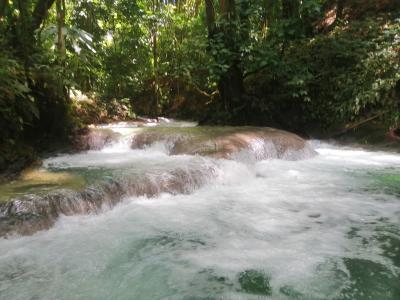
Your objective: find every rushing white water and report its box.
[0,132,400,299]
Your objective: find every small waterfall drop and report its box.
[0,121,399,300]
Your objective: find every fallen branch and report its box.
[332,111,388,138]
[190,82,219,99]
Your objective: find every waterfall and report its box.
[1,124,318,237]
[1,121,399,300]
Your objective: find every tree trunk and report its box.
[0,0,8,18]
[204,0,245,113]
[219,0,244,112]
[15,0,35,63]
[56,0,66,61]
[396,81,400,117]
[336,0,345,20]
[56,0,68,101]
[220,0,235,19]
[194,0,201,16]
[204,0,216,38]
[152,0,160,116]
[282,0,300,20]
[218,62,244,113]
[32,0,56,30]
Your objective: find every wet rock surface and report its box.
[0,165,217,237]
[74,128,122,151]
[0,125,316,237]
[1,134,399,299]
[131,127,316,160]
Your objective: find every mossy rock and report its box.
[238,269,272,296]
[375,174,400,196]
[338,258,400,300]
[279,285,304,299]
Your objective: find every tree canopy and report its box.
[1,0,400,168]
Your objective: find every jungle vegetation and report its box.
[0,0,399,169]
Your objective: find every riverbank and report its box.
[327,121,400,153]
[0,117,161,184]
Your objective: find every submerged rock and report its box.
[279,285,304,299]
[238,269,272,296]
[0,168,85,203]
[338,258,400,300]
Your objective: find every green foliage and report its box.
[245,8,400,131]
[0,0,78,168]
[0,50,37,144]
[1,0,400,170]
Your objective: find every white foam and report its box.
[1,142,400,299]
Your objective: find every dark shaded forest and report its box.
[1,0,400,171]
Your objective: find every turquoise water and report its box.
[0,132,399,299]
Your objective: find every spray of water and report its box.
[0,123,399,299]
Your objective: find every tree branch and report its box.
[332,111,388,138]
[191,81,219,99]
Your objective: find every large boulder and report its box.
[131,127,316,160]
[74,128,122,150]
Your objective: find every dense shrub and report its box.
[244,15,400,133]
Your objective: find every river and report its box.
[0,121,399,299]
